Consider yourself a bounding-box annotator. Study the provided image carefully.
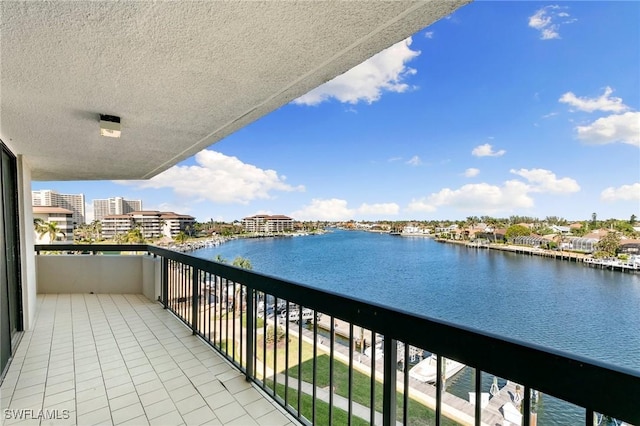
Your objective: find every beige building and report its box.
[101,211,195,239]
[243,214,294,233]
[32,206,74,243]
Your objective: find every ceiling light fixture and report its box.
[100,114,121,138]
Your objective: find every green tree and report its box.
[232,256,253,270]
[505,224,532,240]
[630,214,637,225]
[553,232,565,254]
[36,220,65,243]
[33,218,46,235]
[125,227,145,243]
[594,231,620,258]
[174,231,189,244]
[613,221,638,238]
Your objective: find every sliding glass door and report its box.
[0,141,22,380]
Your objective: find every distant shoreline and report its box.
[434,238,639,273]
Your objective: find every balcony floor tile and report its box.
[1,294,295,426]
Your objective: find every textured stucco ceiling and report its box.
[1,1,470,181]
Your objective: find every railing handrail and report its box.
[35,243,149,253]
[36,243,640,423]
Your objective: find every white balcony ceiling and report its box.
[1,1,469,181]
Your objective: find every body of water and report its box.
[192,229,640,423]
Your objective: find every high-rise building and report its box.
[32,189,85,226]
[93,197,143,221]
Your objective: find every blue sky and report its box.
[34,1,640,223]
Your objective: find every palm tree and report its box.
[33,218,46,234]
[37,221,65,243]
[553,232,564,256]
[125,227,145,243]
[174,231,189,244]
[485,217,499,243]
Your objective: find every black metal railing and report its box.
[36,244,640,425]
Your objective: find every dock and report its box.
[306,316,525,425]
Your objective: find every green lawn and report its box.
[248,325,459,425]
[286,354,460,425]
[265,381,371,426]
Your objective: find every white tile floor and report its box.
[0,294,297,426]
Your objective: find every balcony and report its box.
[0,295,294,425]
[2,245,638,426]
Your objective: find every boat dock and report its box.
[307,316,525,425]
[454,240,640,273]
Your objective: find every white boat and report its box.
[409,354,466,383]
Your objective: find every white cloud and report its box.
[510,168,580,193]
[424,31,434,39]
[152,202,193,215]
[464,168,480,177]
[559,87,629,113]
[117,150,304,204]
[358,203,400,216]
[293,37,420,105]
[406,199,437,213]
[576,111,640,147]
[388,156,402,163]
[472,143,506,157]
[408,181,534,214]
[291,199,353,220]
[406,155,422,166]
[528,5,575,40]
[542,112,559,119]
[290,198,399,220]
[601,183,640,202]
[408,168,580,214]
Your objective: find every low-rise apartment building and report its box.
[101,211,195,239]
[32,206,74,243]
[242,214,294,233]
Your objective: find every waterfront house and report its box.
[549,225,571,235]
[618,240,640,255]
[476,228,507,243]
[1,2,637,425]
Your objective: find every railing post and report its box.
[161,257,168,309]
[475,369,482,426]
[523,385,531,426]
[245,286,254,381]
[383,337,397,426]
[191,268,199,335]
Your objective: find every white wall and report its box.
[17,156,37,330]
[36,255,145,294]
[142,256,161,302]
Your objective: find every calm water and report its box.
[193,229,640,423]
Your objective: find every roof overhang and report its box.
[1,1,470,181]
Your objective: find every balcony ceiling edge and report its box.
[0,0,471,181]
